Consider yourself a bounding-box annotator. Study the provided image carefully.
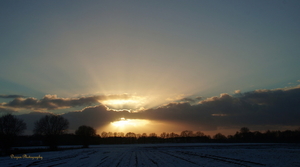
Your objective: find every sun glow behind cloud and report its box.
[100,95,152,111]
[103,99,138,105]
[106,117,151,133]
[95,116,194,135]
[96,117,181,135]
[111,118,149,128]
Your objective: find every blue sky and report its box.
[1,1,300,135]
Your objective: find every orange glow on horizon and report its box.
[97,119,196,136]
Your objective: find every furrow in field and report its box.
[178,151,266,167]
[145,150,185,167]
[159,150,200,167]
[141,150,158,167]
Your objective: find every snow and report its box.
[1,143,300,167]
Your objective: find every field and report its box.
[1,143,300,167]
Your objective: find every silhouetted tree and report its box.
[149,133,157,137]
[108,132,114,137]
[125,132,136,138]
[180,130,194,142]
[137,133,147,144]
[165,133,170,138]
[195,131,205,137]
[240,127,253,142]
[180,130,189,137]
[75,125,96,148]
[148,133,158,143]
[33,114,69,150]
[117,132,124,137]
[136,133,141,138]
[125,132,136,144]
[169,132,179,138]
[0,114,26,155]
[240,127,250,134]
[160,132,167,139]
[213,133,227,141]
[101,131,108,138]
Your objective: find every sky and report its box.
[1,0,300,136]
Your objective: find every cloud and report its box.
[138,86,300,130]
[1,94,138,111]
[2,95,99,110]
[0,94,25,98]
[10,85,300,134]
[17,104,130,134]
[16,111,51,134]
[173,96,203,104]
[234,90,241,94]
[178,98,196,103]
[63,105,128,130]
[0,106,17,114]
[195,96,202,100]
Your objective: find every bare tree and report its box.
[0,114,26,136]
[238,127,252,140]
[117,132,124,137]
[75,125,96,148]
[34,115,69,135]
[213,133,227,141]
[169,132,179,138]
[108,132,114,137]
[195,131,205,137]
[181,130,193,137]
[136,133,141,138]
[0,114,26,154]
[101,131,108,138]
[141,133,147,138]
[125,132,136,144]
[75,125,96,136]
[125,132,136,138]
[149,133,157,137]
[160,132,167,139]
[240,127,250,134]
[33,114,69,150]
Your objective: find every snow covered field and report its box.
[1,143,300,167]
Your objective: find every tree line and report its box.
[97,127,300,144]
[1,114,300,156]
[0,114,95,155]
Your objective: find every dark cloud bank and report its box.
[141,86,300,130]
[0,94,25,98]
[2,86,299,134]
[1,94,132,110]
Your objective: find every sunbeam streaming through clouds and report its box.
[1,1,300,135]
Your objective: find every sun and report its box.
[111,117,129,127]
[104,99,138,105]
[110,117,150,132]
[101,97,145,110]
[111,118,149,127]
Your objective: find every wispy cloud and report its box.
[0,106,17,114]
[0,94,26,98]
